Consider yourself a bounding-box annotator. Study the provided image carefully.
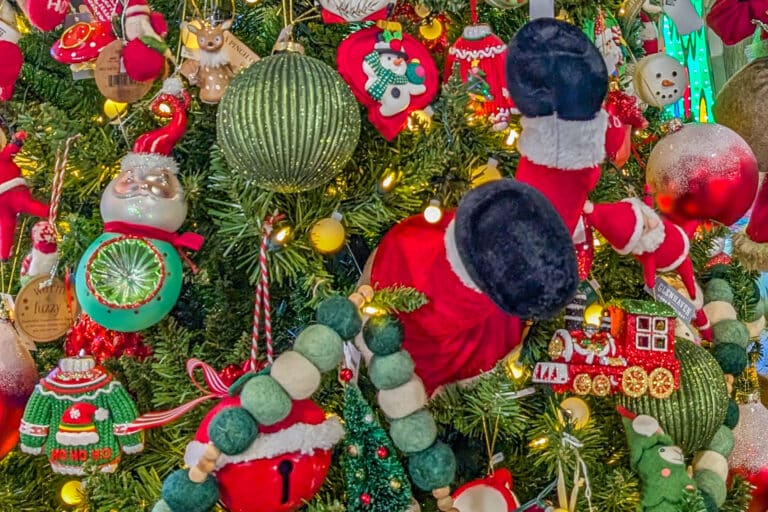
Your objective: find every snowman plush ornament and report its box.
[362,37,427,117]
[633,53,688,108]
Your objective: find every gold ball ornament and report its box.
[559,397,591,429]
[419,18,444,41]
[103,99,127,120]
[583,303,603,326]
[470,158,502,187]
[310,213,346,255]
[60,480,85,506]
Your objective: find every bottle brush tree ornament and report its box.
[19,355,143,474]
[75,80,203,332]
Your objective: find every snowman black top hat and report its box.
[374,33,408,59]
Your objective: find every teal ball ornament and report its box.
[408,441,457,490]
[217,50,361,193]
[161,469,220,512]
[208,407,258,455]
[76,234,184,332]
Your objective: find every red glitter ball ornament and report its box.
[339,368,354,382]
[359,493,372,506]
[219,364,245,387]
[65,314,151,363]
[376,446,389,458]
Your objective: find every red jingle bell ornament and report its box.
[185,396,344,512]
[452,468,521,511]
[646,123,759,226]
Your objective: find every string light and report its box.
[271,225,293,246]
[361,304,386,316]
[60,480,84,506]
[378,170,399,193]
[157,102,173,116]
[583,303,603,326]
[505,346,526,381]
[505,128,520,147]
[423,199,443,224]
[528,436,549,449]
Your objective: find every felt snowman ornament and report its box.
[20,221,58,285]
[75,80,203,332]
[452,469,521,511]
[318,0,394,23]
[633,53,688,108]
[0,1,22,102]
[337,25,438,141]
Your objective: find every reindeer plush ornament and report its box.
[180,19,235,104]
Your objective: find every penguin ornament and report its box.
[75,81,203,332]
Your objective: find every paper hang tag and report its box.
[529,0,554,19]
[94,40,153,103]
[491,452,505,467]
[645,279,695,323]
[0,19,20,44]
[343,341,362,384]
[224,31,260,72]
[15,276,78,343]
[661,0,703,36]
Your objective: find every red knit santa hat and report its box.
[56,402,107,446]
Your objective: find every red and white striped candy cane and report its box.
[251,212,284,370]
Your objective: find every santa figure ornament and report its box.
[75,79,203,332]
[452,469,521,511]
[183,396,344,512]
[20,221,57,284]
[445,24,515,130]
[0,132,49,261]
[588,9,625,77]
[337,24,438,140]
[121,0,170,83]
[584,198,713,339]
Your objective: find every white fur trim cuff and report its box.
[122,443,144,454]
[20,444,43,455]
[518,110,608,170]
[121,153,179,174]
[444,220,481,293]
[184,417,345,470]
[125,4,151,17]
[0,177,27,196]
[617,198,664,255]
[56,431,100,446]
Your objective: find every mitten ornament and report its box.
[506,18,609,237]
[20,221,57,285]
[75,80,203,332]
[445,24,515,130]
[584,199,713,339]
[19,355,143,474]
[179,19,236,104]
[121,0,170,82]
[337,23,438,141]
[0,132,49,261]
[367,179,578,393]
[16,0,69,31]
[0,1,22,102]
[619,409,696,512]
[319,0,394,23]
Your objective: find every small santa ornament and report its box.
[0,132,49,261]
[452,469,521,511]
[20,221,58,284]
[184,396,344,512]
[121,0,169,82]
[584,199,712,339]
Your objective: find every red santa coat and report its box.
[370,211,523,394]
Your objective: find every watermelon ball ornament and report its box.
[218,45,360,193]
[646,123,759,226]
[182,396,344,512]
[76,81,203,332]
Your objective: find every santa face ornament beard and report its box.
[100,164,187,233]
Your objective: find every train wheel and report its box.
[648,367,675,398]
[573,373,592,395]
[591,374,611,397]
[548,336,564,359]
[621,366,648,398]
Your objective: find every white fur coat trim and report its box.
[0,177,27,196]
[184,416,344,469]
[616,198,664,256]
[518,110,608,170]
[444,220,482,293]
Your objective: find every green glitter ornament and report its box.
[217,50,361,193]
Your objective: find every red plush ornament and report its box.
[0,320,38,461]
[64,313,151,363]
[185,396,343,512]
[337,25,439,141]
[452,469,521,511]
[17,0,69,31]
[0,42,22,102]
[707,0,768,46]
[121,0,169,83]
[445,24,515,130]
[646,123,759,227]
[604,90,647,169]
[0,132,49,261]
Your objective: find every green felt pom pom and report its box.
[316,296,362,339]
[408,441,457,491]
[695,469,727,506]
[711,342,748,375]
[152,500,173,512]
[724,399,740,429]
[704,279,734,304]
[370,351,415,390]
[700,491,719,512]
[363,315,404,356]
[161,469,220,512]
[712,319,749,348]
[707,425,735,458]
[390,410,437,453]
[208,407,258,455]
[240,375,292,425]
[747,299,765,323]
[293,324,344,372]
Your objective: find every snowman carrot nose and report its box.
[661,79,674,86]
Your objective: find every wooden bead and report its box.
[197,457,216,473]
[448,509,460,512]
[358,285,375,301]
[188,466,208,483]
[203,442,221,461]
[437,496,454,511]
[349,293,365,308]
[432,487,451,499]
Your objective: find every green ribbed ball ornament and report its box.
[217,50,361,193]
[618,339,728,455]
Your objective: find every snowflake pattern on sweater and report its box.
[19,357,143,475]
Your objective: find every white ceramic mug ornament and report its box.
[633,53,687,108]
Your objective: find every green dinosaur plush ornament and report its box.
[619,406,696,512]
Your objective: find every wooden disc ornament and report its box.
[15,276,78,343]
[94,40,153,103]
